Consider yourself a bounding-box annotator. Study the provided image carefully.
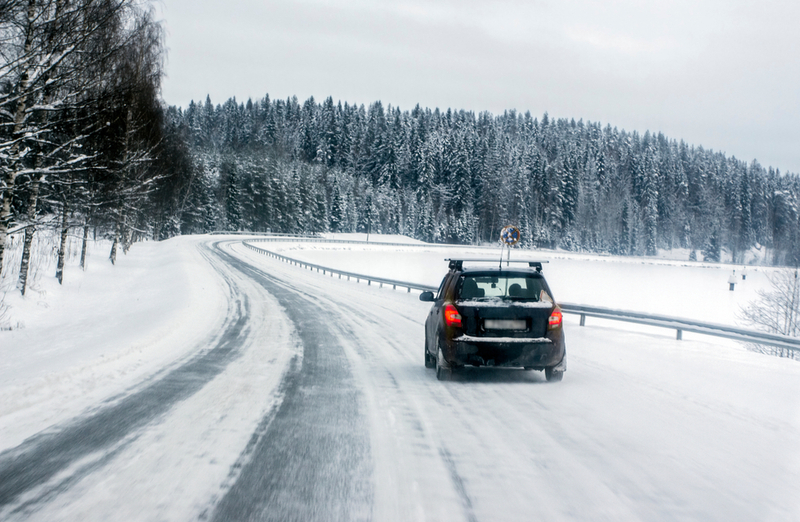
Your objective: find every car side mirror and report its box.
[419,291,435,302]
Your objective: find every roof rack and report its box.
[445,258,549,272]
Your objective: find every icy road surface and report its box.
[1,237,799,521]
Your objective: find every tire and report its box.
[435,345,452,381]
[545,366,564,382]
[424,335,436,368]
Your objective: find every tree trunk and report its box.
[109,231,118,266]
[109,208,124,265]
[123,225,132,254]
[0,193,14,278]
[18,226,35,295]
[0,0,38,277]
[56,202,69,284]
[18,174,43,295]
[80,220,90,271]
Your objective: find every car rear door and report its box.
[456,273,553,339]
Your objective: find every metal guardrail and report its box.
[559,303,800,352]
[210,231,322,237]
[242,241,800,352]
[246,236,470,248]
[243,241,437,293]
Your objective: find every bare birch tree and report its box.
[1,0,125,275]
[1,0,164,286]
[741,268,800,359]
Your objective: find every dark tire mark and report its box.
[210,246,372,522]
[439,448,478,522]
[0,242,250,509]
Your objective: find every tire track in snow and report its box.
[0,242,250,511]
[226,243,482,521]
[329,308,482,522]
[209,245,372,522]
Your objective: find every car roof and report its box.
[446,259,547,272]
[458,267,544,277]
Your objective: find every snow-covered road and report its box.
[1,237,799,521]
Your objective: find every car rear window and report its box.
[458,274,548,301]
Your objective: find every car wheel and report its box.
[424,335,436,369]
[545,366,564,382]
[435,345,452,381]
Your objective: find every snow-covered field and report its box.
[1,234,798,521]
[275,237,775,326]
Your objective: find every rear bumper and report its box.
[444,330,566,369]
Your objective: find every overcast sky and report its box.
[156,0,800,174]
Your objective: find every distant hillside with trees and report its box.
[167,94,800,266]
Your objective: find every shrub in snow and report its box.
[740,268,800,360]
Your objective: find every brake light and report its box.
[444,304,462,327]
[548,307,563,329]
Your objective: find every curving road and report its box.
[1,238,798,521]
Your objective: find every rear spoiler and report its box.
[446,259,549,272]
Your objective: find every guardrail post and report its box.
[580,314,586,326]
[677,329,683,341]
[407,287,411,293]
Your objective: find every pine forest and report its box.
[168,94,800,266]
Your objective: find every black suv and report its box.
[420,259,566,382]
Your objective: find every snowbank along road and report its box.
[1,236,799,521]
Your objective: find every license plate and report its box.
[484,319,526,330]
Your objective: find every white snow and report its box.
[321,232,428,244]
[0,235,232,450]
[268,241,777,326]
[1,234,799,521]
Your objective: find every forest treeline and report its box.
[170,94,800,266]
[3,2,800,298]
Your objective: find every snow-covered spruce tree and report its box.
[329,182,346,233]
[702,228,721,263]
[220,160,242,231]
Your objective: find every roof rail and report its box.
[445,258,549,271]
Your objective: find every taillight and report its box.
[444,304,462,327]
[548,306,563,329]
